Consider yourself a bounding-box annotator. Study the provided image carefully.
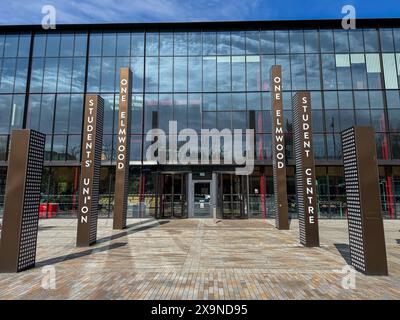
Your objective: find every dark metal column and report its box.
[76,95,104,247]
[292,92,320,247]
[0,129,45,272]
[113,68,132,229]
[342,126,388,275]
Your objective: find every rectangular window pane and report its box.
[174,56,187,92]
[116,32,130,56]
[322,54,337,90]
[349,30,364,52]
[380,29,394,52]
[30,58,44,93]
[188,32,201,55]
[320,30,334,53]
[304,30,318,53]
[60,33,74,56]
[188,56,202,92]
[246,31,260,55]
[131,32,145,56]
[159,56,173,92]
[260,30,274,54]
[246,56,261,91]
[100,57,116,92]
[291,54,306,90]
[232,56,245,91]
[290,30,304,53]
[159,32,173,56]
[231,32,245,55]
[275,31,289,54]
[217,56,230,91]
[364,29,379,52]
[383,53,399,89]
[203,32,216,55]
[203,56,216,91]
[306,54,321,90]
[145,57,158,92]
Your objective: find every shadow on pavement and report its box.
[36,242,127,267]
[334,243,352,265]
[96,220,170,244]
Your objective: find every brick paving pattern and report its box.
[0,218,399,299]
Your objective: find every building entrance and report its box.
[193,181,211,217]
[155,173,187,218]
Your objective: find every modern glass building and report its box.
[0,19,400,220]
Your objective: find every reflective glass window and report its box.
[364,29,379,52]
[260,30,274,54]
[159,56,173,92]
[4,34,19,57]
[306,54,321,90]
[146,32,159,56]
[102,33,116,56]
[60,33,74,56]
[101,57,116,92]
[322,54,337,90]
[217,56,231,91]
[386,90,400,108]
[203,32,216,55]
[320,30,334,53]
[246,31,259,55]
[275,31,289,54]
[380,29,394,52]
[159,32,173,56]
[231,31,245,55]
[46,33,60,57]
[18,34,31,57]
[232,56,245,91]
[217,32,230,55]
[349,30,364,52]
[290,30,304,53]
[89,33,102,56]
[116,32,130,56]
[188,56,202,92]
[203,56,216,91]
[369,91,384,109]
[174,56,187,92]
[131,32,145,56]
[188,32,202,55]
[304,30,318,53]
[174,32,188,56]
[291,54,306,90]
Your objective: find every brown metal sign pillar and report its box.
[113,68,132,229]
[271,65,289,230]
[76,95,104,247]
[0,129,45,272]
[292,92,320,247]
[341,126,388,275]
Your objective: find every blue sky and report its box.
[0,0,399,25]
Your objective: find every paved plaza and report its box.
[0,218,399,299]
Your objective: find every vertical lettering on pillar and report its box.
[292,92,319,247]
[113,68,132,229]
[271,65,289,230]
[77,95,104,246]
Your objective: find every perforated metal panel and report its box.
[0,129,45,273]
[341,126,388,275]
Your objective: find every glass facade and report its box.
[0,22,400,219]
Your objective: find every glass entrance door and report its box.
[193,182,211,217]
[158,173,187,218]
[218,173,248,219]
